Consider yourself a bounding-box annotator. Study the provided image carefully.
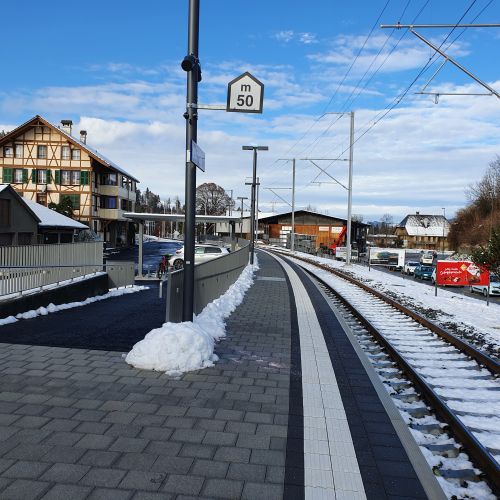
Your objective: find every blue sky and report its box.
[1,0,499,222]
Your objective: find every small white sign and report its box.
[227,72,264,113]
[190,140,205,172]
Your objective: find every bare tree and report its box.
[196,183,232,216]
[380,213,394,237]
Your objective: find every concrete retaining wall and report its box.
[0,274,109,318]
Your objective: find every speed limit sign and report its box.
[226,72,264,113]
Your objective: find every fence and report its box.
[0,242,103,297]
[166,240,250,323]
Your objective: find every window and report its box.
[100,173,117,186]
[37,145,47,159]
[60,170,80,185]
[100,196,117,209]
[61,170,72,185]
[3,146,13,158]
[36,193,47,206]
[61,146,71,160]
[204,247,222,254]
[37,169,48,184]
[13,169,25,183]
[15,145,23,158]
[0,199,10,225]
[71,149,81,160]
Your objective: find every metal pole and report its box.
[255,178,259,245]
[237,197,247,238]
[291,159,296,252]
[182,0,200,321]
[346,111,354,265]
[442,207,446,255]
[138,222,144,278]
[250,149,257,265]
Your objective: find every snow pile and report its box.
[0,285,148,326]
[285,251,500,349]
[125,259,258,375]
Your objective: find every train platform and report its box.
[0,250,445,499]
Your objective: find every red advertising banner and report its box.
[436,261,490,286]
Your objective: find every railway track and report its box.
[275,251,500,499]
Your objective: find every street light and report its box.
[237,196,248,238]
[242,146,268,264]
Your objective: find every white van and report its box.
[420,252,434,265]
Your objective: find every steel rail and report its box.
[284,253,500,375]
[292,260,500,495]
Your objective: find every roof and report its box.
[22,198,88,229]
[124,213,241,223]
[1,184,86,229]
[258,209,370,226]
[0,115,139,182]
[0,184,41,223]
[398,214,450,237]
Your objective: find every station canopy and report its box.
[124,213,241,223]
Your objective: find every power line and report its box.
[309,0,483,185]
[272,0,393,164]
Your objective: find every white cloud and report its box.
[274,30,294,43]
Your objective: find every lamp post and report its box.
[242,146,268,265]
[237,196,248,238]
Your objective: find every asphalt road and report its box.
[0,282,165,351]
[106,239,183,275]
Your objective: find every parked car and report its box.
[413,264,434,280]
[171,244,229,270]
[471,273,500,296]
[403,261,419,275]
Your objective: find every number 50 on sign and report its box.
[226,72,264,114]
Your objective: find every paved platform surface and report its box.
[0,250,442,499]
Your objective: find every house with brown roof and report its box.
[0,115,139,247]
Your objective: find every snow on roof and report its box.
[399,214,450,237]
[22,198,88,229]
[0,184,9,193]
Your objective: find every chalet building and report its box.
[258,210,369,252]
[395,212,450,250]
[0,184,87,245]
[0,115,139,247]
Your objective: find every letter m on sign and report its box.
[227,72,264,114]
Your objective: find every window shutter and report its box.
[3,168,13,183]
[46,170,51,183]
[81,171,89,185]
[22,169,29,183]
[54,170,60,184]
[32,169,37,183]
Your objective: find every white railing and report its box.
[0,242,103,297]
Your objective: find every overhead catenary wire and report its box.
[309,0,484,186]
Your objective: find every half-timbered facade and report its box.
[0,115,139,247]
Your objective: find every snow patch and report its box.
[0,286,148,326]
[125,258,258,375]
